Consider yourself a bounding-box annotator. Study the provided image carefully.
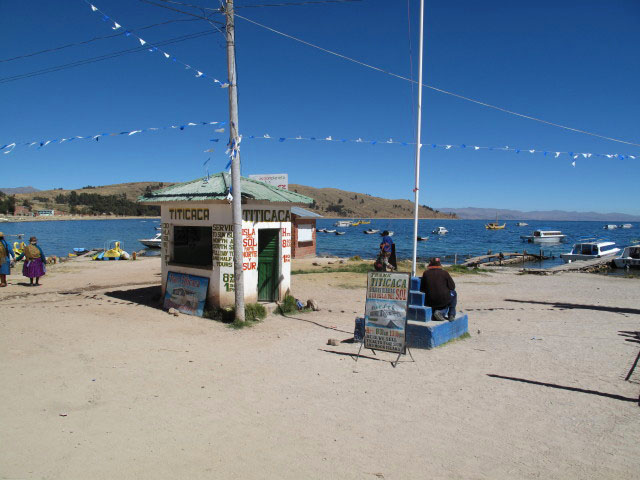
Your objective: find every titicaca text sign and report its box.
[364,271,409,354]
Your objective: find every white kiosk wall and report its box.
[160,202,292,308]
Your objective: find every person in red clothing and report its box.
[420,257,457,321]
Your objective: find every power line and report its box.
[145,0,362,11]
[234,13,640,148]
[0,18,201,64]
[0,30,215,84]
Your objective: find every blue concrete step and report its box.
[409,290,425,307]
[408,305,432,322]
[410,276,421,291]
[406,314,468,349]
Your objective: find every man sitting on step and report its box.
[420,257,457,321]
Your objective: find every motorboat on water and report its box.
[364,229,380,234]
[416,236,429,242]
[138,232,162,249]
[335,231,346,235]
[613,245,640,268]
[334,220,352,227]
[560,240,620,263]
[619,224,633,229]
[520,229,567,244]
[515,222,528,226]
[432,226,448,235]
[380,231,394,236]
[318,228,327,233]
[604,224,618,230]
[325,229,336,233]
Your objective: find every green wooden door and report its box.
[258,229,279,302]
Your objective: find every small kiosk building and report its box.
[139,173,314,308]
[291,206,322,258]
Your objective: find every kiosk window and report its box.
[172,226,213,268]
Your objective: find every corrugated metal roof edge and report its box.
[138,173,314,204]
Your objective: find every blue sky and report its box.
[2,0,639,214]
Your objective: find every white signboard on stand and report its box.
[249,173,288,190]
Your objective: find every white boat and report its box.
[317,228,327,233]
[334,220,352,227]
[432,226,448,235]
[613,245,640,268]
[380,231,394,236]
[416,236,429,242]
[335,231,346,235]
[515,222,528,226]
[604,224,618,230]
[363,229,380,234]
[619,224,633,229]
[520,229,567,244]
[138,232,162,249]
[325,229,336,233]
[0,217,9,223]
[560,240,620,263]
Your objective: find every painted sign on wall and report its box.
[212,224,233,267]
[364,272,409,354]
[249,173,288,190]
[164,272,209,316]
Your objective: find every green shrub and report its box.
[204,303,266,329]
[277,295,298,315]
[349,255,362,261]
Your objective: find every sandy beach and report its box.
[1,256,638,479]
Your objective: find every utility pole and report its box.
[224,0,245,322]
[411,0,425,277]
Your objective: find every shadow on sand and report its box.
[505,299,640,316]
[104,285,163,309]
[487,374,638,404]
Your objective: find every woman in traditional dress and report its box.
[0,232,16,287]
[15,236,46,286]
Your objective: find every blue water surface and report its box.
[0,218,636,269]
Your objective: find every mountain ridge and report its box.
[438,207,640,222]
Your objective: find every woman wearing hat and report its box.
[0,232,16,287]
[15,236,46,286]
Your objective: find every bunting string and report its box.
[239,134,638,166]
[3,124,638,168]
[1,120,225,155]
[84,1,228,88]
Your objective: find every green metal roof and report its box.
[138,172,314,205]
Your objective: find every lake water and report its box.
[0,218,637,270]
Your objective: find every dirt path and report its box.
[1,257,638,479]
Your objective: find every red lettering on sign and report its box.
[242,262,257,271]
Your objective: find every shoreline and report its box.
[0,215,160,222]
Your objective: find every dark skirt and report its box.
[23,257,46,278]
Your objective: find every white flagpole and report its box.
[411,0,425,277]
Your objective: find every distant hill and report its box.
[289,184,455,219]
[13,180,453,218]
[438,207,640,222]
[0,186,40,194]
[13,182,173,215]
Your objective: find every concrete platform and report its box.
[408,305,432,322]
[406,314,469,349]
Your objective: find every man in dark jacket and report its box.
[420,257,457,321]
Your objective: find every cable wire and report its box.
[234,13,640,148]
[0,18,201,64]
[0,30,215,84]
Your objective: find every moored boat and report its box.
[138,232,162,249]
[363,229,380,234]
[604,224,618,230]
[416,236,429,242]
[560,240,620,263]
[520,229,567,244]
[515,222,528,226]
[335,231,346,235]
[93,240,130,260]
[325,229,336,233]
[432,226,448,235]
[613,245,640,268]
[619,224,633,229]
[334,220,352,227]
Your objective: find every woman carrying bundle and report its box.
[15,236,46,286]
[0,232,16,287]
